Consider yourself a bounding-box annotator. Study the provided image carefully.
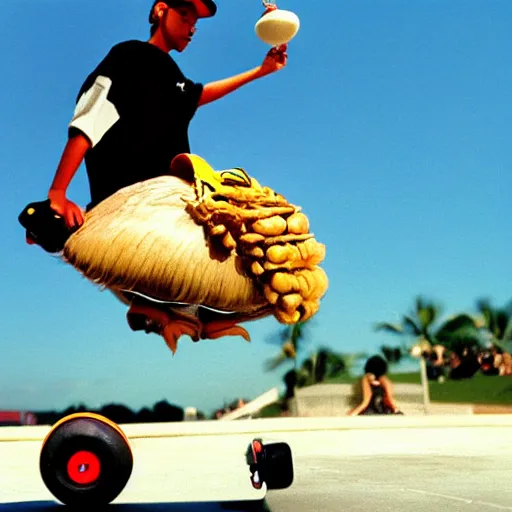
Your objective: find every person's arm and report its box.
[47,45,126,229]
[198,45,287,107]
[347,377,371,416]
[379,375,400,413]
[48,134,91,228]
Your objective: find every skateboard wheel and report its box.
[249,440,294,490]
[260,442,294,490]
[40,413,133,506]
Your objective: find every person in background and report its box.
[479,349,500,376]
[348,355,402,416]
[499,352,512,376]
[449,349,480,380]
[426,344,447,382]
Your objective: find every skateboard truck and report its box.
[248,438,264,490]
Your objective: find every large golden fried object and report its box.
[180,154,329,325]
[62,153,328,328]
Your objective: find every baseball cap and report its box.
[149,0,217,21]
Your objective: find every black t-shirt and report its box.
[69,40,203,208]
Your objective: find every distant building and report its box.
[0,411,37,426]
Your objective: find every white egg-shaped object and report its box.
[255,9,300,46]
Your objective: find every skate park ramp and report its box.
[0,415,511,511]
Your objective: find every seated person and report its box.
[426,345,447,381]
[348,356,402,416]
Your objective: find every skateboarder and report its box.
[47,0,288,229]
[35,0,293,353]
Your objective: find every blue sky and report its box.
[1,0,510,416]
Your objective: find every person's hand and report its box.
[48,189,84,230]
[259,44,288,76]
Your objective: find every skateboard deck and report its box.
[0,417,292,510]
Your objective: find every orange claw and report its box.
[127,302,257,353]
[162,320,202,355]
[127,303,202,354]
[201,320,251,342]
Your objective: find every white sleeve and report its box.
[68,75,120,147]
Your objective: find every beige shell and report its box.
[287,212,310,235]
[210,224,227,236]
[275,309,301,324]
[251,215,287,236]
[270,272,298,295]
[279,293,303,314]
[240,233,265,244]
[251,261,265,276]
[266,244,290,264]
[247,246,265,258]
[297,239,326,267]
[222,232,237,250]
[264,284,279,305]
[300,300,320,321]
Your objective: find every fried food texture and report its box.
[183,155,328,324]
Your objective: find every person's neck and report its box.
[148,32,172,53]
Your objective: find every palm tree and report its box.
[380,345,404,365]
[434,313,483,352]
[374,296,441,357]
[475,298,512,352]
[295,348,348,387]
[264,321,310,372]
[374,296,482,355]
[374,296,446,410]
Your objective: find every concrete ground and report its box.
[0,416,511,511]
[266,424,512,511]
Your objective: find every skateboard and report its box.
[39,412,294,507]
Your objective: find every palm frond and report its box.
[437,313,478,332]
[417,306,438,331]
[403,316,422,336]
[435,313,483,348]
[263,353,289,372]
[476,298,496,333]
[476,297,492,316]
[495,310,510,340]
[415,296,425,313]
[475,298,512,341]
[374,322,403,334]
[324,351,347,377]
[414,296,442,330]
[503,319,512,343]
[380,345,403,363]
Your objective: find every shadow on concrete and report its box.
[0,500,270,511]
